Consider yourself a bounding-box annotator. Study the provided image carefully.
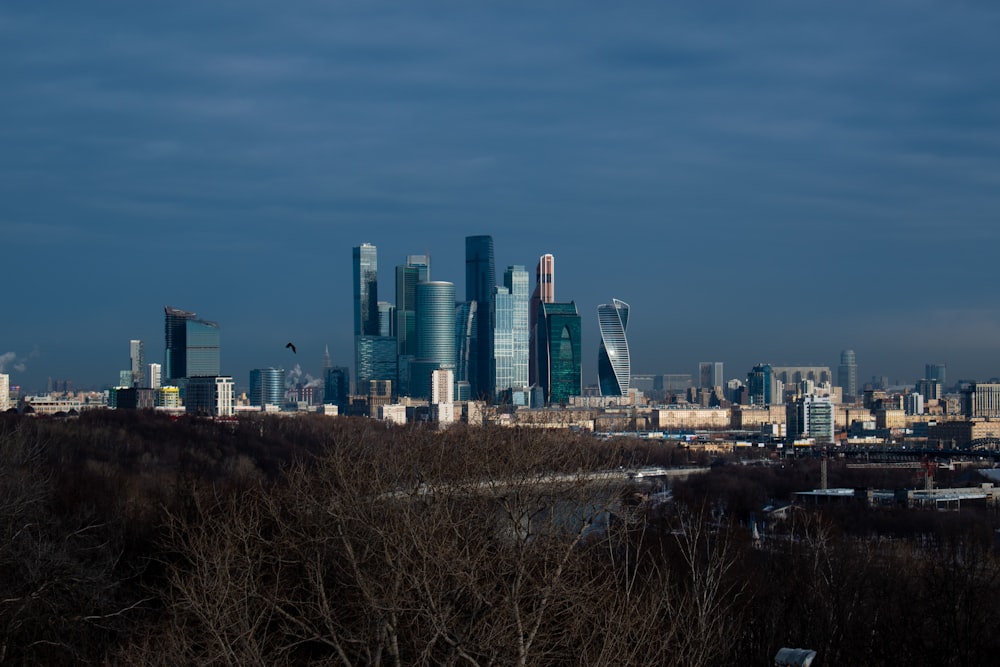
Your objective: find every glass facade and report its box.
[324,366,350,410]
[353,243,379,385]
[505,265,529,390]
[537,302,581,405]
[492,286,513,397]
[465,235,494,399]
[597,298,630,397]
[455,301,477,386]
[185,318,220,377]
[164,306,195,382]
[249,367,285,407]
[413,281,455,399]
[357,335,397,389]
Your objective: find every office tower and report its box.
[148,363,162,390]
[537,301,582,405]
[324,366,350,412]
[119,370,134,387]
[786,395,834,443]
[961,382,1000,418]
[164,306,195,382]
[353,243,379,336]
[505,265,530,389]
[0,374,9,411]
[377,301,395,337]
[905,392,925,416]
[431,368,455,425]
[129,339,144,387]
[411,281,456,399]
[249,368,285,408]
[465,235,495,399]
[186,317,221,377]
[164,306,220,382]
[925,363,947,389]
[529,253,554,386]
[597,299,631,397]
[185,376,235,417]
[492,286,513,398]
[407,254,431,281]
[455,301,477,389]
[396,255,431,355]
[699,362,724,389]
[353,243,379,384]
[747,364,777,406]
[356,336,397,389]
[916,378,942,401]
[837,350,858,400]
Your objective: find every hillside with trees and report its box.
[1,411,998,665]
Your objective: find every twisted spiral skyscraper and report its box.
[597,298,630,397]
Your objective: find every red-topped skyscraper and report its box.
[529,253,554,387]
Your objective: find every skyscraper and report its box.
[597,299,631,397]
[129,339,145,387]
[353,243,379,336]
[747,364,777,406]
[492,286,513,397]
[505,265,529,390]
[925,363,947,389]
[324,366,350,412]
[249,368,285,408]
[412,281,456,399]
[699,362,724,389]
[164,306,195,382]
[148,363,161,389]
[529,253,554,386]
[353,243,379,387]
[465,235,495,399]
[455,300,477,389]
[837,349,858,400]
[537,301,582,405]
[164,306,220,382]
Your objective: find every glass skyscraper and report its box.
[129,339,144,388]
[837,350,858,400]
[493,265,529,399]
[353,243,380,388]
[537,301,582,405]
[164,306,219,382]
[412,280,456,399]
[455,300,477,388]
[597,298,630,397]
[465,235,495,399]
[249,368,285,408]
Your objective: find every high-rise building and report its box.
[916,378,942,401]
[455,301,477,390]
[412,281,456,399]
[961,382,1000,418]
[537,301,582,405]
[185,376,235,417]
[529,253,554,386]
[185,318,221,377]
[699,362,724,389]
[597,299,630,397]
[465,235,495,399]
[164,306,220,382]
[492,286,513,398]
[837,350,858,400]
[164,306,195,382]
[249,368,285,408]
[324,366,350,412]
[925,364,947,389]
[148,363,162,389]
[0,373,9,412]
[353,243,380,385]
[786,395,834,443]
[377,301,395,337]
[505,265,530,390]
[129,339,145,387]
[356,336,397,390]
[747,364,780,406]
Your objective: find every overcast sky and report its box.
[4,1,1000,392]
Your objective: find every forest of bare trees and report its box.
[2,410,999,665]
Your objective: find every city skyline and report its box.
[4,3,1000,390]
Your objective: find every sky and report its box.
[3,1,1000,392]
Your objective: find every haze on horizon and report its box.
[3,1,1000,392]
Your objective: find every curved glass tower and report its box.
[597,298,630,397]
[412,281,456,399]
[249,368,285,408]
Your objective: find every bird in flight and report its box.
[285,342,297,354]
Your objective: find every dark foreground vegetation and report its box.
[1,411,999,665]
